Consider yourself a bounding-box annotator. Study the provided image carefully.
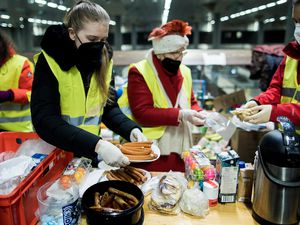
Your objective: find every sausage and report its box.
[108,187,139,205]
[106,171,121,181]
[100,191,114,207]
[118,169,135,183]
[110,170,126,181]
[126,166,147,182]
[114,196,131,209]
[94,192,101,207]
[90,205,123,213]
[124,167,142,182]
[123,142,153,147]
[120,146,152,155]
[126,153,157,161]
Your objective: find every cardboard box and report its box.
[230,128,267,163]
[213,90,246,113]
[216,150,239,203]
[237,163,254,203]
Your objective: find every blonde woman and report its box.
[31,0,146,167]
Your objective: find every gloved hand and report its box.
[130,128,147,142]
[0,90,13,103]
[95,139,129,167]
[242,100,258,109]
[243,105,272,124]
[179,109,206,126]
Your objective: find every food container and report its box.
[81,181,144,225]
[37,180,81,225]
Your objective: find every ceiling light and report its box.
[162,9,169,24]
[164,0,172,10]
[0,14,10,19]
[258,5,267,10]
[279,16,286,20]
[250,7,258,13]
[221,16,229,22]
[35,0,46,5]
[276,0,287,5]
[109,20,116,26]
[266,2,276,8]
[57,5,67,11]
[19,17,24,21]
[47,2,58,8]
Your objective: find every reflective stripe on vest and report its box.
[281,56,300,134]
[118,59,192,140]
[35,50,112,135]
[0,55,33,132]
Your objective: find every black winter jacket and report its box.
[31,25,140,165]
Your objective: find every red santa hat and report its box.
[148,20,192,55]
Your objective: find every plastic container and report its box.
[37,180,81,225]
[0,132,73,225]
[82,181,144,225]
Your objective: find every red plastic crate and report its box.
[0,132,73,225]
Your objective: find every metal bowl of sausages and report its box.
[82,180,144,225]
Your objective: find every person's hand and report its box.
[130,128,147,142]
[179,109,206,126]
[95,139,129,167]
[242,100,258,109]
[0,90,13,103]
[243,105,272,124]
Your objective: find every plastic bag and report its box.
[179,186,209,217]
[15,138,55,157]
[0,155,35,194]
[148,172,187,215]
[205,112,236,141]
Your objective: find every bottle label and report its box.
[62,199,80,225]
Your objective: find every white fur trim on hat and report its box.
[151,34,189,55]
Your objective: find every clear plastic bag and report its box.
[148,172,187,215]
[179,186,209,217]
[205,112,236,141]
[15,138,55,157]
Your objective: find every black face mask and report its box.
[77,41,104,69]
[161,58,181,74]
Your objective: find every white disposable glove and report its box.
[243,105,272,124]
[179,109,206,126]
[242,100,258,109]
[130,128,147,142]
[95,139,129,167]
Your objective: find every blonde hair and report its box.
[64,0,111,103]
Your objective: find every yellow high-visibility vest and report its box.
[35,50,112,135]
[0,55,33,132]
[280,56,300,134]
[118,59,192,139]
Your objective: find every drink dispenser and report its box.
[252,116,300,225]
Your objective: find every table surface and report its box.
[81,197,259,225]
[80,172,260,225]
[37,172,260,225]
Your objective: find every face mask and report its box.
[294,23,300,44]
[76,34,104,69]
[161,58,181,74]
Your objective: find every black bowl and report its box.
[81,180,144,225]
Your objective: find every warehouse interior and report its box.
[0,0,293,102]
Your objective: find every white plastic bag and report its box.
[205,112,236,141]
[15,138,55,157]
[0,155,35,194]
[179,186,209,217]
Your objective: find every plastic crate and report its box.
[0,132,73,225]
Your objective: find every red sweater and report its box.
[127,52,201,127]
[254,41,300,126]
